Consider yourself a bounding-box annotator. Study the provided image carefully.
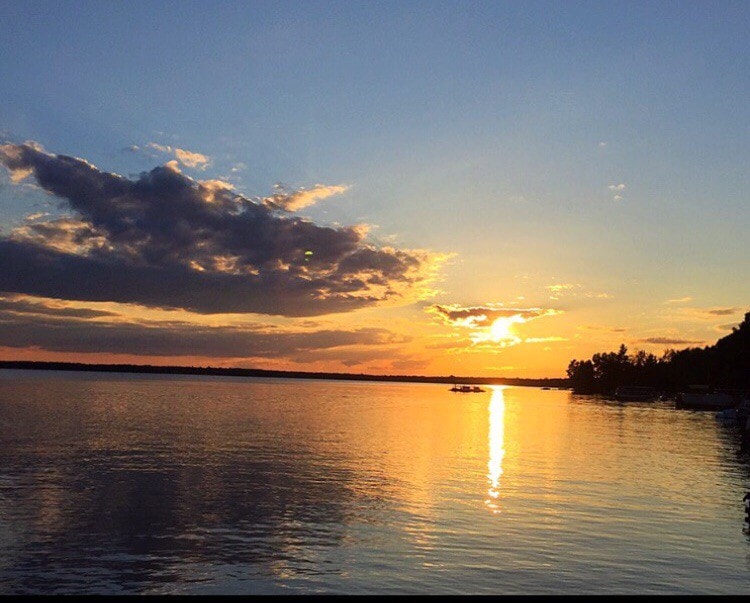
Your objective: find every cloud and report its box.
[289,345,414,368]
[598,141,607,148]
[0,295,117,319]
[701,307,737,316]
[263,183,349,212]
[678,306,739,319]
[173,148,210,169]
[427,304,558,328]
[427,304,560,348]
[24,212,49,221]
[0,142,445,316]
[608,183,626,201]
[582,325,626,333]
[524,336,567,343]
[135,142,211,169]
[545,283,580,300]
[637,337,704,346]
[0,309,403,358]
[664,296,693,304]
[7,166,33,183]
[545,283,579,293]
[544,283,611,301]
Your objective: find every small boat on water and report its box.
[613,386,657,402]
[450,384,486,393]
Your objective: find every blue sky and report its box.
[0,1,748,375]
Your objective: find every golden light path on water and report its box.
[485,385,506,514]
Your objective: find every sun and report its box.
[487,315,526,343]
[490,317,514,341]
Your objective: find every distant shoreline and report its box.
[0,360,569,389]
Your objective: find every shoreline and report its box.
[0,360,569,389]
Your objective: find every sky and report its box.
[0,1,748,377]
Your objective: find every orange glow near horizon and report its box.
[0,290,742,379]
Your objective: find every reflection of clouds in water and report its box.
[486,386,506,515]
[0,385,396,594]
[0,451,360,592]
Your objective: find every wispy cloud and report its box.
[608,183,626,202]
[24,212,49,221]
[174,148,211,169]
[427,304,558,328]
[701,307,737,316]
[664,296,693,304]
[263,183,349,212]
[678,306,739,319]
[544,283,611,300]
[581,325,626,333]
[637,336,704,346]
[545,283,580,300]
[129,142,211,169]
[546,283,579,293]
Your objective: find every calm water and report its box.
[0,370,749,594]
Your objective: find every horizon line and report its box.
[0,359,569,387]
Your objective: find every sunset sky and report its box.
[1,1,748,377]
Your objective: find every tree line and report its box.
[566,311,750,393]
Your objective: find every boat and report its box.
[449,384,486,393]
[613,386,657,402]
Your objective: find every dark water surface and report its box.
[0,369,749,594]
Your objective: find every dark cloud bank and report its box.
[0,143,439,317]
[0,309,402,358]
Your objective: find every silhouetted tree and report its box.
[566,359,595,392]
[566,312,750,393]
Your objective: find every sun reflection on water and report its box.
[486,386,506,514]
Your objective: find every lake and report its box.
[0,369,749,594]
